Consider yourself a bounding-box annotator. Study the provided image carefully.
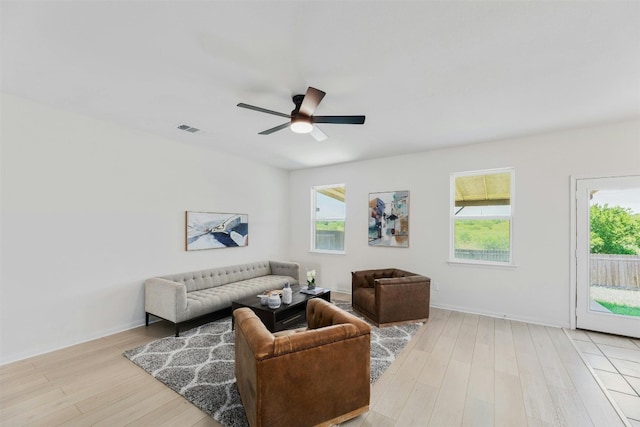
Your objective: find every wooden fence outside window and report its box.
[590,254,640,289]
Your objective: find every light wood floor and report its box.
[343,307,629,427]
[0,301,630,426]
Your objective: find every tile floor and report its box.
[566,329,640,425]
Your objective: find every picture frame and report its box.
[185,211,249,251]
[368,191,409,247]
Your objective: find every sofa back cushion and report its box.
[162,261,271,292]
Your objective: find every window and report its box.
[312,184,346,253]
[450,168,514,265]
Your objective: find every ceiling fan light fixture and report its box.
[237,86,366,140]
[290,116,313,134]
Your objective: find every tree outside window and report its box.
[590,204,640,255]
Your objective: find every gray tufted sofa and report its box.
[145,260,299,336]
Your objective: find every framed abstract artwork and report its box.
[185,211,249,251]
[368,191,409,247]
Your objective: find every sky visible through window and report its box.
[591,188,640,213]
[455,205,511,217]
[316,192,345,219]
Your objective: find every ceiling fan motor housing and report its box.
[291,94,306,116]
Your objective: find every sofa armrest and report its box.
[269,260,300,283]
[144,278,188,323]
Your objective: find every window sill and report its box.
[447,259,517,269]
[310,249,346,255]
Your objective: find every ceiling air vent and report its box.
[177,124,200,133]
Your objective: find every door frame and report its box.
[570,171,640,332]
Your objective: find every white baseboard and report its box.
[1,319,145,366]
[430,302,570,329]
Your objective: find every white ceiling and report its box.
[2,1,639,170]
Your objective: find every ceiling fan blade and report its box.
[258,122,290,135]
[237,103,291,119]
[309,126,328,142]
[299,87,326,116]
[313,115,366,125]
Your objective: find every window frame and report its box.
[311,183,346,254]
[449,168,515,267]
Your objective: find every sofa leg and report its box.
[175,323,180,337]
[145,312,149,326]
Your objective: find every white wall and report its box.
[289,119,640,328]
[0,94,291,364]
[2,95,637,364]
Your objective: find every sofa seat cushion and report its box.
[182,275,293,321]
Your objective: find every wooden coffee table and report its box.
[231,286,331,332]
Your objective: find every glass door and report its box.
[576,175,640,338]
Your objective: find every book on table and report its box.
[300,287,326,295]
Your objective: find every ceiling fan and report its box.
[237,86,365,141]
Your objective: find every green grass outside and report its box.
[455,219,510,250]
[316,221,344,232]
[594,300,640,317]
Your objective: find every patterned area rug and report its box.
[124,302,422,427]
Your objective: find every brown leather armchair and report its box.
[233,298,371,427]
[352,268,431,326]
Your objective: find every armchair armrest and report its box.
[375,275,431,324]
[273,324,363,356]
[144,278,187,323]
[269,260,300,283]
[375,275,431,299]
[233,307,275,360]
[375,274,430,288]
